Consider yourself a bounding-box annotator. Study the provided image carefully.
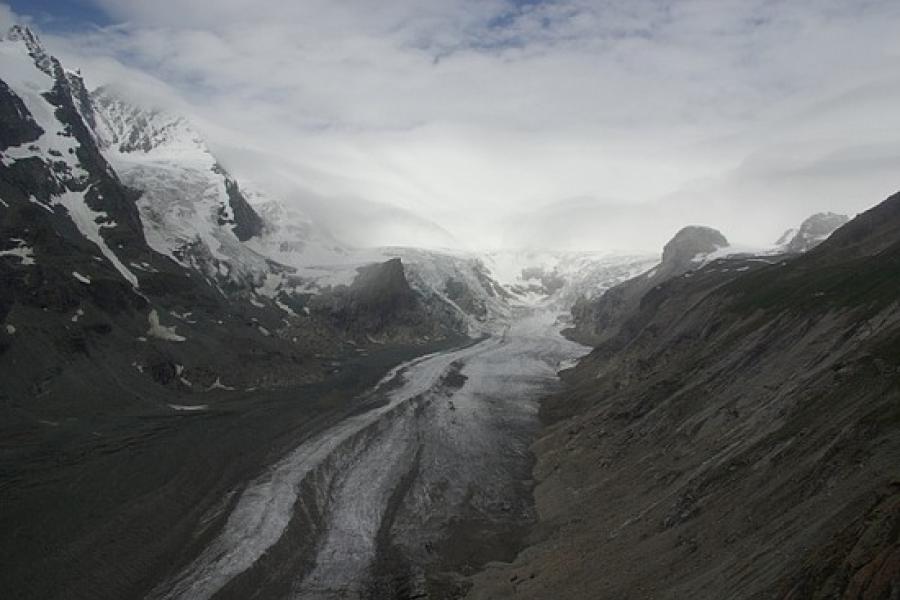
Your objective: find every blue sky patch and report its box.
[7,0,112,31]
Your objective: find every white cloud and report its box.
[22,0,900,251]
[0,3,21,29]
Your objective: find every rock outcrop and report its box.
[314,258,429,337]
[567,225,728,345]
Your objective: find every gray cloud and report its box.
[0,3,19,29]
[18,0,900,250]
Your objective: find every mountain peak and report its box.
[90,86,206,157]
[6,24,41,47]
[4,25,53,75]
[781,212,849,253]
[661,225,728,271]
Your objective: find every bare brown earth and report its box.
[468,194,900,600]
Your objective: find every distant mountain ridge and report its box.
[567,211,851,346]
[777,212,849,253]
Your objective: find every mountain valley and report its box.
[1,22,898,600]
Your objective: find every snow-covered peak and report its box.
[0,25,146,288]
[0,27,54,98]
[0,27,83,175]
[84,87,279,284]
[91,87,213,167]
[3,25,53,76]
[779,212,849,253]
[86,87,358,298]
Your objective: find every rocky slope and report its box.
[468,192,900,600]
[567,225,728,345]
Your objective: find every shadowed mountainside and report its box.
[468,192,900,600]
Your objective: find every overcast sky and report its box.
[4,0,900,252]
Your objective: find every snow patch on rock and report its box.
[169,404,208,412]
[56,190,139,287]
[147,309,186,342]
[0,239,35,265]
[207,378,235,392]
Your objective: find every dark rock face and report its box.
[659,225,728,276]
[567,225,728,345]
[0,80,43,149]
[783,212,850,253]
[65,71,97,133]
[304,257,470,343]
[44,47,147,253]
[221,173,265,241]
[445,276,489,319]
[316,258,427,335]
[468,191,900,600]
[348,257,418,313]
